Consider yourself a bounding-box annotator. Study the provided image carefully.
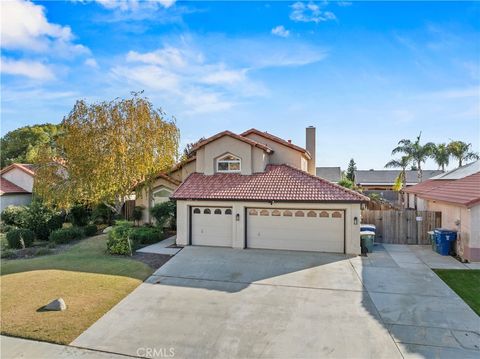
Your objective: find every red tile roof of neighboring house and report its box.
[0,178,29,195]
[191,130,274,153]
[404,179,455,195]
[0,163,36,176]
[156,173,181,186]
[172,164,369,202]
[241,128,311,159]
[412,172,480,208]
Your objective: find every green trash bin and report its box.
[360,231,375,253]
[428,231,436,252]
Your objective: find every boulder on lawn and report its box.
[44,298,67,311]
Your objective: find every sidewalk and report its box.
[1,336,136,359]
[136,235,181,256]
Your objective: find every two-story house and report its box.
[136,127,368,255]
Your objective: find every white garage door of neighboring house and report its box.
[191,207,233,247]
[247,208,345,253]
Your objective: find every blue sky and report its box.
[1,0,479,170]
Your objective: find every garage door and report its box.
[247,208,344,253]
[191,207,233,247]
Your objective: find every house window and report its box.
[216,154,241,173]
[152,187,172,206]
[204,208,211,214]
[225,209,232,215]
[214,209,222,215]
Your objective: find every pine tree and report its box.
[346,159,356,182]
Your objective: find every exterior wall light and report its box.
[354,217,358,225]
[236,213,240,221]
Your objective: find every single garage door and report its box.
[191,206,233,247]
[247,208,344,253]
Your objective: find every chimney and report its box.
[306,126,316,175]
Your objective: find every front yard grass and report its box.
[434,269,480,316]
[1,234,154,344]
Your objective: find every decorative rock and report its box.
[102,226,113,234]
[44,298,67,311]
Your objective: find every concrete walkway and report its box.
[72,244,479,359]
[1,336,135,359]
[136,235,181,256]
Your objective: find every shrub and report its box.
[130,226,162,246]
[107,223,133,255]
[150,201,176,228]
[132,206,144,225]
[1,205,28,227]
[91,203,114,225]
[83,224,98,237]
[0,223,16,233]
[69,204,90,227]
[6,228,35,249]
[49,227,85,244]
[23,201,64,241]
[36,248,52,256]
[1,248,16,259]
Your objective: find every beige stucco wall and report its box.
[170,160,196,182]
[2,169,34,192]
[243,133,308,171]
[136,178,178,223]
[425,200,478,261]
[176,200,361,255]
[252,147,269,173]
[197,136,254,175]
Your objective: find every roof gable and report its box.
[191,130,273,153]
[0,163,36,177]
[241,128,311,159]
[354,170,443,184]
[0,178,30,195]
[172,164,369,202]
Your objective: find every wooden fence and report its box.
[361,210,441,245]
[122,200,136,220]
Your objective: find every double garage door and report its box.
[191,206,345,253]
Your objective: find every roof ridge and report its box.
[191,130,274,153]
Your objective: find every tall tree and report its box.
[447,141,479,167]
[430,143,450,171]
[391,132,434,182]
[346,158,356,182]
[0,123,60,167]
[35,93,180,213]
[385,156,411,192]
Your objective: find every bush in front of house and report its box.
[129,226,162,246]
[0,223,16,233]
[69,204,90,227]
[83,224,98,237]
[24,200,64,241]
[132,206,144,225]
[91,203,115,225]
[49,227,85,244]
[6,228,35,249]
[106,222,133,255]
[1,205,28,227]
[150,201,176,229]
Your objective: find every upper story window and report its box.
[216,154,241,173]
[152,187,172,206]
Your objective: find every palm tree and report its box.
[447,141,479,167]
[391,132,434,182]
[385,156,411,206]
[430,143,450,171]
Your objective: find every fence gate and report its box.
[361,210,441,244]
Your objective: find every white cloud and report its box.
[126,48,187,68]
[0,57,55,80]
[271,25,290,38]
[1,0,89,56]
[200,69,247,85]
[337,1,352,6]
[95,0,175,11]
[84,58,99,68]
[290,2,336,23]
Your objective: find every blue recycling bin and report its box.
[434,229,457,256]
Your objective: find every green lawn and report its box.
[434,269,480,316]
[1,235,154,344]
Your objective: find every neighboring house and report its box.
[316,167,341,183]
[146,126,369,255]
[0,163,36,212]
[354,169,443,203]
[404,161,480,262]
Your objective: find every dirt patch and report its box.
[132,252,172,269]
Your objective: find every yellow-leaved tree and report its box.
[35,93,180,213]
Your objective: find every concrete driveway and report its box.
[72,245,480,359]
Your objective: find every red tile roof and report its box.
[412,172,480,207]
[172,164,369,202]
[0,178,29,195]
[404,179,455,195]
[241,128,311,159]
[0,163,36,176]
[191,130,273,153]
